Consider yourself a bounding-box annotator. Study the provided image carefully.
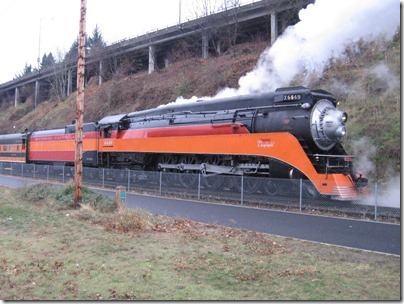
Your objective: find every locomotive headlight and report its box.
[341,112,348,123]
[301,102,312,109]
[334,126,347,138]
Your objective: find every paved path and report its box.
[0,175,400,255]
[99,190,400,255]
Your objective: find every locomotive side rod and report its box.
[158,161,270,175]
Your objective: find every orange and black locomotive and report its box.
[0,86,368,200]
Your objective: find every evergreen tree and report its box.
[23,63,32,75]
[15,63,33,79]
[87,25,107,81]
[65,38,79,62]
[41,53,56,70]
[88,24,106,52]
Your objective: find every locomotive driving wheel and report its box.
[158,154,178,186]
[262,179,281,196]
[302,182,320,199]
[201,155,228,190]
[177,155,200,188]
[230,175,262,194]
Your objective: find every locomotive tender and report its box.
[0,86,367,200]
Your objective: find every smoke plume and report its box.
[219,0,399,97]
[349,138,400,209]
[351,138,377,178]
[171,0,399,101]
[373,175,401,208]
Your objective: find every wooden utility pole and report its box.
[74,0,86,209]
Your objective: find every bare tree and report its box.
[191,0,222,18]
[190,0,242,56]
[49,50,70,101]
[218,0,242,53]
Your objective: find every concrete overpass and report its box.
[0,0,313,107]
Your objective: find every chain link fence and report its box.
[0,162,400,222]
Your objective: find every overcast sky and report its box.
[0,0,254,84]
[0,0,400,85]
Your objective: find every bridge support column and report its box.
[34,80,40,107]
[14,87,20,107]
[271,12,278,45]
[148,45,156,74]
[215,39,222,55]
[67,69,72,97]
[280,14,288,35]
[98,61,103,85]
[202,32,209,59]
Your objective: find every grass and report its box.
[0,184,400,300]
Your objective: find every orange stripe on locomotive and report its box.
[28,131,98,164]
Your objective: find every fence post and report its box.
[198,173,201,200]
[299,179,303,212]
[374,182,378,220]
[159,171,162,195]
[241,175,244,206]
[102,168,105,188]
[127,169,130,192]
[21,163,23,177]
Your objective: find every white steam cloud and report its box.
[173,0,399,102]
[350,138,400,209]
[327,61,400,100]
[233,0,400,95]
[351,138,377,178]
[373,175,401,208]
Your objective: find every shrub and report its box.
[19,183,116,212]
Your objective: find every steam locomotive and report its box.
[0,86,367,200]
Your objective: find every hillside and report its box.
[0,41,268,131]
[0,35,400,182]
